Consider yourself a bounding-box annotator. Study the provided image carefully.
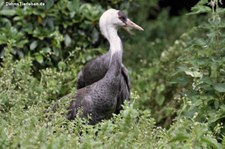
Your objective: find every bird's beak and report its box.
[125,19,144,31]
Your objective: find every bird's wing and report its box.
[77,53,109,89]
[77,71,85,89]
[114,64,131,114]
[67,87,90,120]
[121,64,131,94]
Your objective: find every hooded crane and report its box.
[67,9,143,124]
[76,9,143,114]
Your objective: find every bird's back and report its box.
[76,51,130,114]
[77,53,109,89]
[67,71,120,124]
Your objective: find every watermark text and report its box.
[3,2,45,7]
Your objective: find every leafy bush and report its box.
[172,0,225,140]
[125,4,201,126]
[0,0,225,148]
[0,0,106,71]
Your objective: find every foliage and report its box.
[129,0,225,143]
[125,10,200,126]
[173,0,225,140]
[0,0,225,148]
[0,57,220,148]
[0,0,106,72]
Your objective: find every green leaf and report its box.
[202,136,222,149]
[213,83,225,93]
[35,54,43,64]
[42,47,51,53]
[58,61,67,71]
[155,95,165,106]
[64,34,71,47]
[0,9,16,16]
[67,0,80,12]
[17,39,28,48]
[44,0,54,9]
[185,70,202,78]
[30,41,38,50]
[169,133,189,142]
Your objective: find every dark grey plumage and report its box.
[76,52,130,114]
[67,52,122,124]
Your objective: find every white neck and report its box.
[101,25,123,57]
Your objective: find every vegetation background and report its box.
[0,0,225,148]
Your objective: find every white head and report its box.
[99,9,143,39]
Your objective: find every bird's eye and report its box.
[119,16,126,22]
[118,11,127,23]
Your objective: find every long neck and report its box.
[108,27,123,61]
[103,26,123,77]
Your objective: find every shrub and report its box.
[0,0,128,70]
[0,0,225,148]
[173,0,225,140]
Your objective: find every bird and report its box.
[76,9,143,114]
[67,9,143,124]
